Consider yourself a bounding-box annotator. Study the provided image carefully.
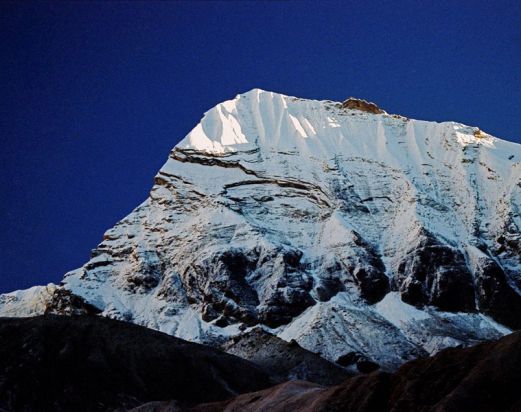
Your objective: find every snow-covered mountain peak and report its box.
[178,89,396,154]
[178,89,519,161]
[2,90,520,371]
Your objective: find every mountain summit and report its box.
[2,89,520,369]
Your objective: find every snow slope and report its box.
[2,89,520,370]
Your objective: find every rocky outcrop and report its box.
[336,351,380,373]
[470,253,521,330]
[221,328,352,385]
[44,288,101,316]
[341,97,385,114]
[394,231,476,312]
[183,247,315,328]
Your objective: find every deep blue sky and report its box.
[1,1,520,293]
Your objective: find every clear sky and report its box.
[1,1,520,293]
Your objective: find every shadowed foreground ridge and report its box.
[1,315,521,412]
[170,330,521,412]
[0,315,271,412]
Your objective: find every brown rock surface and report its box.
[341,97,385,114]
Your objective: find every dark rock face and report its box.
[222,328,352,386]
[315,276,345,302]
[341,97,385,114]
[125,250,163,292]
[351,265,389,304]
[395,232,476,312]
[181,238,390,331]
[193,249,260,325]
[495,224,521,291]
[44,288,101,315]
[496,231,521,257]
[255,249,315,328]
[182,247,315,328]
[357,359,380,374]
[318,235,390,305]
[474,257,521,330]
[336,351,380,374]
[187,331,521,412]
[0,315,271,412]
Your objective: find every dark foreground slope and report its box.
[0,315,271,411]
[2,315,520,412]
[170,330,521,412]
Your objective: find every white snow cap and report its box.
[178,88,512,157]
